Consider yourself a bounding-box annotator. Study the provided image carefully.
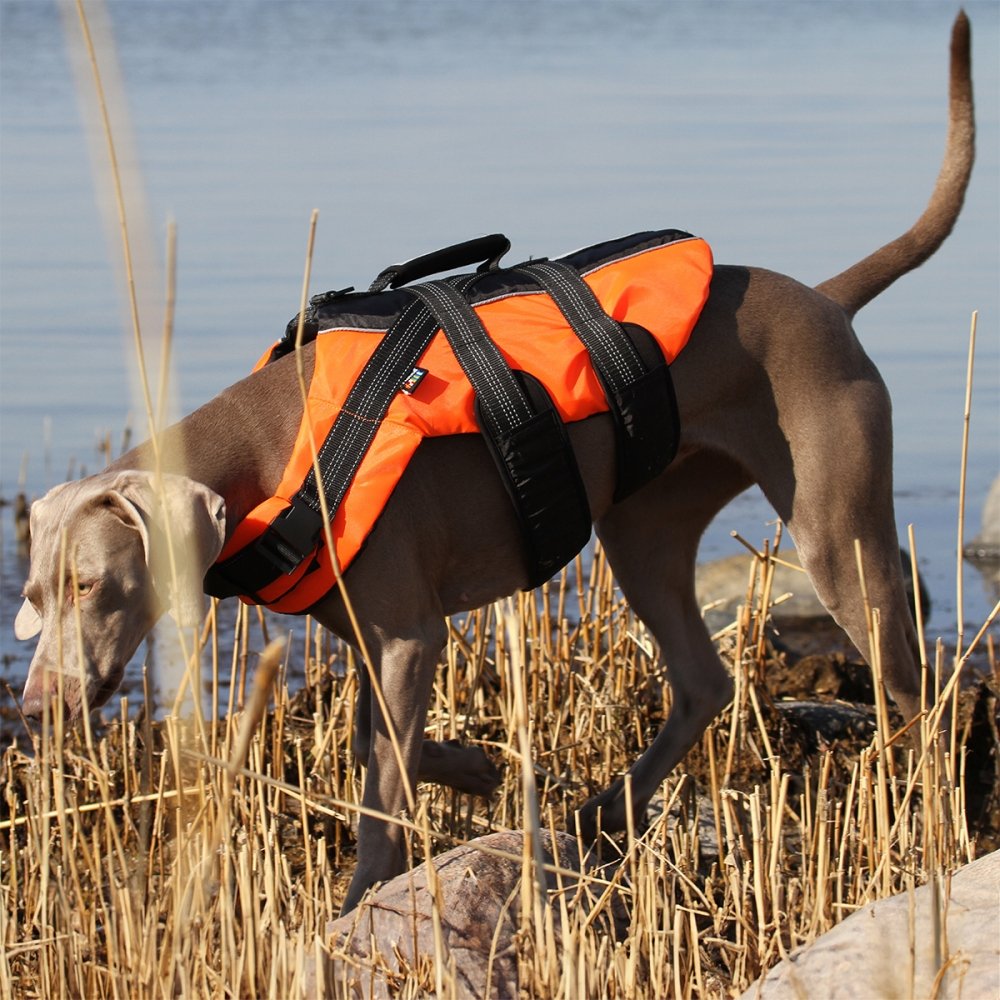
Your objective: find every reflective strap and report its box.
[515,258,647,390]
[204,284,470,602]
[410,276,592,589]
[408,279,536,438]
[297,296,442,518]
[516,258,679,502]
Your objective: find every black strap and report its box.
[410,278,593,588]
[205,278,475,601]
[516,260,679,501]
[409,281,535,437]
[517,260,647,386]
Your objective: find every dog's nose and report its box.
[21,687,47,721]
[21,670,60,721]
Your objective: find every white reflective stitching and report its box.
[357,299,425,417]
[313,299,435,503]
[417,282,529,431]
[535,261,644,381]
[534,263,624,376]
[428,284,519,429]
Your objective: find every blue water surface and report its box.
[1,0,997,705]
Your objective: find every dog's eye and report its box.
[76,581,94,598]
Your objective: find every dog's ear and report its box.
[109,471,227,628]
[14,482,75,641]
[14,599,41,640]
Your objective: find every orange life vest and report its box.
[213,232,712,612]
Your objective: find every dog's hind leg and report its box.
[353,655,501,797]
[755,367,926,724]
[578,450,747,840]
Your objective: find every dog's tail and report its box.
[815,11,974,318]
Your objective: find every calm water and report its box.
[1,0,997,707]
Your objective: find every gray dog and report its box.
[14,15,974,913]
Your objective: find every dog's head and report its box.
[15,470,226,721]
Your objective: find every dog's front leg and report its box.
[341,626,446,914]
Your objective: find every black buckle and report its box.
[257,500,325,575]
[310,286,356,307]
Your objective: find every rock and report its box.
[309,830,589,999]
[964,475,1000,595]
[740,849,1000,1000]
[698,550,827,625]
[774,699,877,751]
[644,790,722,866]
[696,546,929,654]
[964,474,1000,563]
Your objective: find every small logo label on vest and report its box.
[400,367,428,395]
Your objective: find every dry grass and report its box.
[2,540,996,998]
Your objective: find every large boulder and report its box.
[696,546,929,656]
[311,830,589,999]
[740,849,1000,999]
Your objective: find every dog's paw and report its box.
[418,739,502,797]
[576,780,631,843]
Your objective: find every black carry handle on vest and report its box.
[368,234,511,292]
[268,234,513,366]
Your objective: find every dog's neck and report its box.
[110,348,310,540]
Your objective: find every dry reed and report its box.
[1,538,996,998]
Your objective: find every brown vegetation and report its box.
[2,543,996,997]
